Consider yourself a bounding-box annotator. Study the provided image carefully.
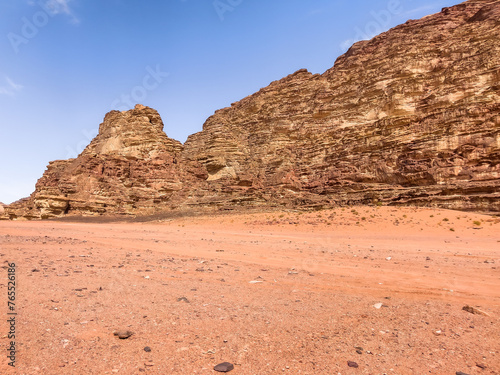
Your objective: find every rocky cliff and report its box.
[4,105,207,219]
[3,0,500,219]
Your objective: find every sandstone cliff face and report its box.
[4,105,206,219]
[3,0,499,219]
[183,0,500,212]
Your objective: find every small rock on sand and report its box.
[347,361,359,368]
[113,330,133,339]
[462,305,490,316]
[214,362,234,372]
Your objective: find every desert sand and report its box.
[1,206,499,374]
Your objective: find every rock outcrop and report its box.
[4,105,206,219]
[183,0,500,213]
[3,0,499,219]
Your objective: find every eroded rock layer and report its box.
[5,105,207,219]
[183,0,500,213]
[4,0,500,219]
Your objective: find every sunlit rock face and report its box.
[183,0,500,212]
[4,105,206,219]
[4,0,499,219]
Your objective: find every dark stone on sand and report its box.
[214,362,234,372]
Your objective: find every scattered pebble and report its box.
[347,361,359,368]
[214,362,234,372]
[373,303,383,309]
[113,330,133,340]
[177,297,190,303]
[144,346,151,352]
[462,305,489,316]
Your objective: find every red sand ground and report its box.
[1,206,499,374]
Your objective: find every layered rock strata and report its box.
[183,0,500,213]
[4,105,206,219]
[3,0,499,219]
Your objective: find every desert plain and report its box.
[1,206,499,374]
[1,1,499,374]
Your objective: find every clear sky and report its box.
[0,0,461,204]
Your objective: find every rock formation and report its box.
[4,105,206,219]
[183,0,500,213]
[3,0,499,219]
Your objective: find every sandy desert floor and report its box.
[0,206,499,374]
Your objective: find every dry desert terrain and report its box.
[1,206,499,374]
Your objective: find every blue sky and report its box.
[0,0,461,204]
